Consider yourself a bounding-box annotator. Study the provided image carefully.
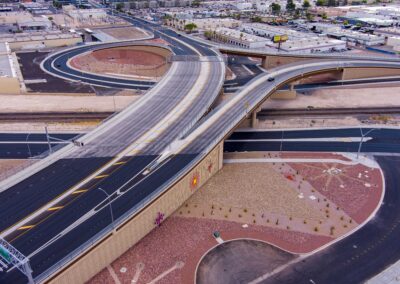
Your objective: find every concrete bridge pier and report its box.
[251,107,261,128]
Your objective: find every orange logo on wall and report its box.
[190,172,200,190]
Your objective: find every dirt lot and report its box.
[100,26,149,40]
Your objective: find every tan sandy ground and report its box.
[0,94,138,113]
[100,27,148,40]
[0,121,98,132]
[261,85,400,109]
[173,159,381,238]
[257,116,400,130]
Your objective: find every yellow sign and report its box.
[273,34,288,43]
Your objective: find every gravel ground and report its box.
[186,163,323,221]
[88,217,332,284]
[100,27,148,40]
[289,162,383,224]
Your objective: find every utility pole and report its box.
[357,128,376,159]
[98,187,116,233]
[45,126,52,154]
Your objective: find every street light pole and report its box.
[98,187,115,233]
[357,128,376,159]
[25,133,31,158]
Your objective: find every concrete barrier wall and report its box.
[342,67,400,80]
[47,142,224,284]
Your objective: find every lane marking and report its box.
[72,189,88,195]
[114,161,127,166]
[107,265,121,284]
[47,206,64,211]
[18,225,35,230]
[94,174,109,179]
[147,261,184,284]
[131,262,145,283]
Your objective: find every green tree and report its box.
[286,0,296,12]
[204,30,213,40]
[303,0,311,9]
[53,0,61,8]
[294,8,301,19]
[115,3,123,11]
[192,0,201,7]
[322,12,328,19]
[327,0,336,6]
[306,12,314,21]
[184,23,197,33]
[316,0,325,6]
[270,2,281,15]
[251,16,262,22]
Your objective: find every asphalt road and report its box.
[0,15,225,283]
[263,155,400,284]
[0,133,78,159]
[225,128,400,154]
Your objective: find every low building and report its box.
[325,27,385,46]
[267,37,347,53]
[0,30,82,50]
[387,36,400,52]
[174,18,241,31]
[242,23,306,40]
[17,17,52,31]
[211,27,269,49]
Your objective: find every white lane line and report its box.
[147,261,184,284]
[131,262,145,283]
[225,137,372,143]
[107,265,121,284]
[224,158,359,165]
[248,256,305,284]
[242,64,254,75]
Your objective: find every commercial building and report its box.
[266,37,347,53]
[17,17,52,31]
[387,36,400,52]
[173,18,241,31]
[323,27,385,46]
[242,23,305,40]
[211,27,269,48]
[0,30,82,50]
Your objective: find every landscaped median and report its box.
[88,151,384,284]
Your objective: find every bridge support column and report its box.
[261,56,268,69]
[251,107,261,128]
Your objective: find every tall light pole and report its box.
[25,133,31,158]
[280,130,284,153]
[45,125,52,154]
[98,187,116,233]
[357,128,377,159]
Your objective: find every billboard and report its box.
[273,34,288,43]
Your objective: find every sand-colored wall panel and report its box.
[47,143,224,284]
[270,90,297,100]
[342,67,400,80]
[0,77,20,94]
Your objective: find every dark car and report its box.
[267,77,275,82]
